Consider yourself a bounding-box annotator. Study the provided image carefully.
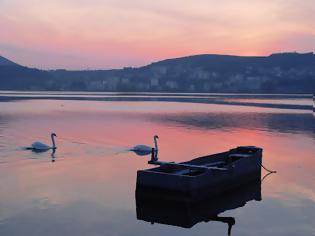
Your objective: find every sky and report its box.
[0,0,314,69]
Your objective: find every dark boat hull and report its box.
[136,146,262,202]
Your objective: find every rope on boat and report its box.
[261,163,277,173]
[261,172,273,183]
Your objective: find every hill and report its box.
[0,52,314,93]
[0,55,18,66]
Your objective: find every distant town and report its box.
[0,52,314,93]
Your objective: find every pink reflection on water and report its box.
[0,99,314,221]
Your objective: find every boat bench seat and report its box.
[229,154,252,158]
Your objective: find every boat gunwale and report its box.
[140,147,261,177]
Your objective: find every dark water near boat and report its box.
[0,92,314,236]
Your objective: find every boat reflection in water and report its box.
[136,181,262,235]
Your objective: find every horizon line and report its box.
[1,51,314,71]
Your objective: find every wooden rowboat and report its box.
[136,146,262,202]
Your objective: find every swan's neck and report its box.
[51,135,56,149]
[154,137,158,151]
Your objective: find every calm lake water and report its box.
[0,92,314,236]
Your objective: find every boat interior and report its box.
[148,146,261,176]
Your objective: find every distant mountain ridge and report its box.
[0,52,314,93]
[0,55,18,66]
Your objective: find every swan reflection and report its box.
[51,149,56,163]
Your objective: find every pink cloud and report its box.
[0,0,314,69]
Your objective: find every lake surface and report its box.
[0,92,314,236]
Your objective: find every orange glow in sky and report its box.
[0,0,314,69]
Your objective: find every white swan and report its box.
[131,135,159,156]
[27,133,57,152]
